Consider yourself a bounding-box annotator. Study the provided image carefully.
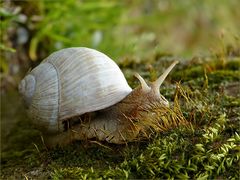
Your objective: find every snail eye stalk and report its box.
[152,61,178,90]
[134,73,151,92]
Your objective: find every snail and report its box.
[19,47,178,147]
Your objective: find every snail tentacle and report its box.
[152,61,178,90]
[134,73,151,92]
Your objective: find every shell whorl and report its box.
[19,47,132,133]
[18,74,36,107]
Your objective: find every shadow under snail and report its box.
[18,47,178,147]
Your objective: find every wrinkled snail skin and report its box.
[44,85,172,147]
[19,47,178,147]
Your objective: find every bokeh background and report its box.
[1,0,240,178]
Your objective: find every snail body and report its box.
[19,47,178,147]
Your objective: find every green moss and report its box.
[49,123,239,179]
[208,70,240,84]
[225,59,240,70]
[2,52,240,179]
[172,66,205,81]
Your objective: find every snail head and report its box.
[134,61,178,107]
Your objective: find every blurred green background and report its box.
[1,0,240,179]
[1,0,240,91]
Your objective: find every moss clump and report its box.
[50,121,239,179]
[171,58,240,83]
[225,58,240,70]
[208,70,240,84]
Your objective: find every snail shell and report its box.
[19,47,132,133]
